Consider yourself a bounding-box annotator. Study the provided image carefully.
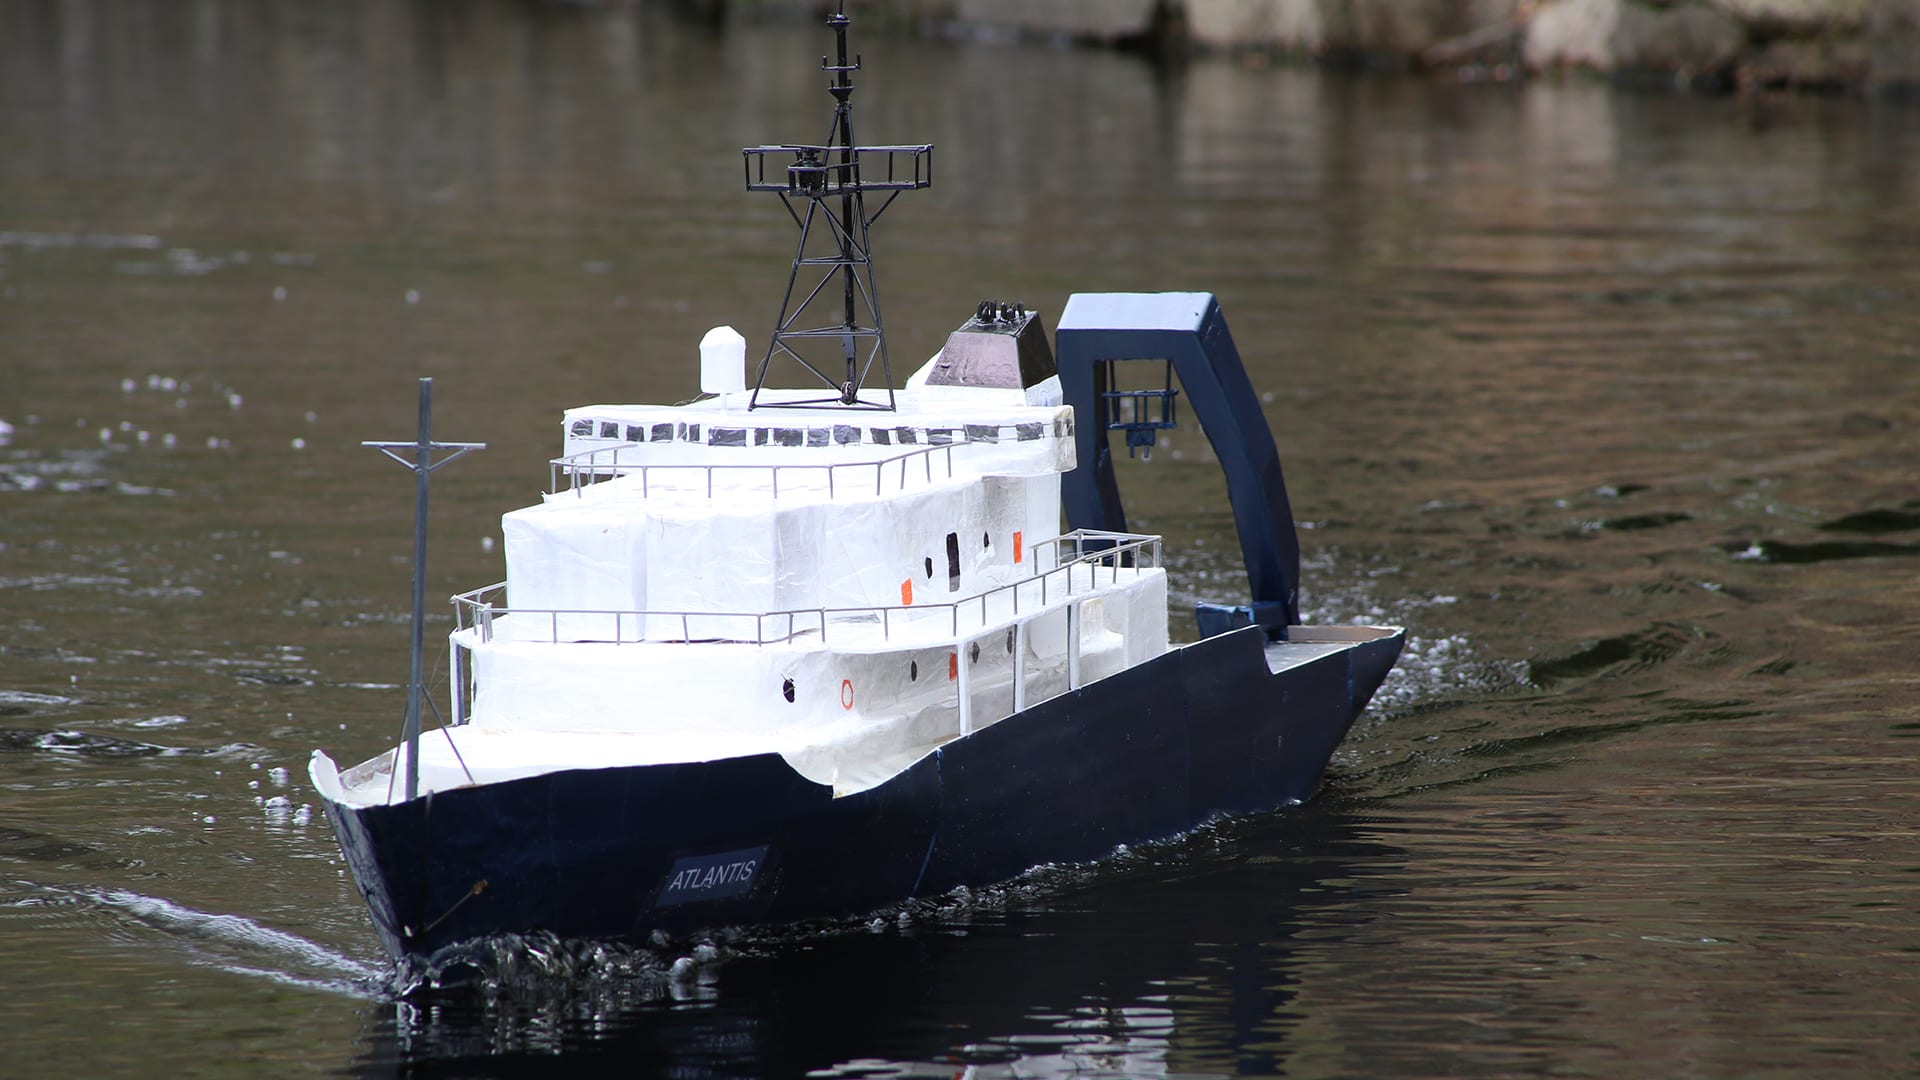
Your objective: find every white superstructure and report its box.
[315,341,1170,809]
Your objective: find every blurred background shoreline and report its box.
[729,0,1920,96]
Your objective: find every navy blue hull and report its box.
[325,625,1402,960]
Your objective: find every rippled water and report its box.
[4,2,1919,1075]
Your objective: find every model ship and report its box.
[311,6,1402,963]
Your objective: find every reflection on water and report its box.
[4,0,1920,1076]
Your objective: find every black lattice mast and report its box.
[742,3,932,410]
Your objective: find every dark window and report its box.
[946,533,961,592]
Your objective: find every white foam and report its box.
[81,887,383,995]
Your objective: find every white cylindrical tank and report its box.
[700,326,747,395]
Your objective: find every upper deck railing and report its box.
[549,440,963,501]
[452,529,1162,647]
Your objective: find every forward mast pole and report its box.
[363,378,484,802]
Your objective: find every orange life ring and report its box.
[840,678,855,710]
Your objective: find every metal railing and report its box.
[549,441,964,501]
[451,529,1162,648]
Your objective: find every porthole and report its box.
[909,660,919,681]
[924,556,934,579]
[781,677,796,703]
[1006,627,1016,653]
[982,531,991,550]
[969,641,980,664]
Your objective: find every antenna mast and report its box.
[741,3,932,410]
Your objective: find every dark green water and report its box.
[3,1,1918,1075]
